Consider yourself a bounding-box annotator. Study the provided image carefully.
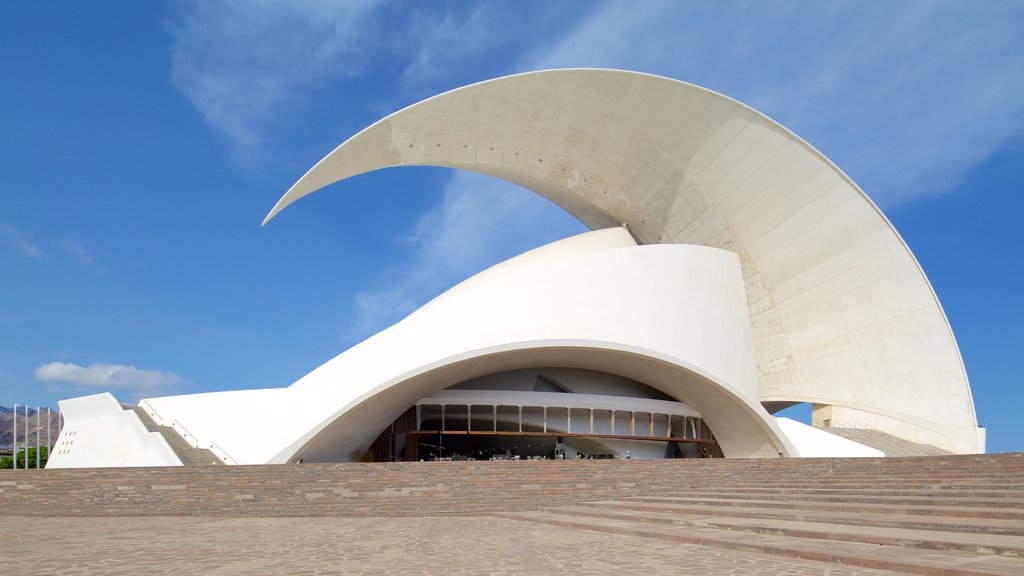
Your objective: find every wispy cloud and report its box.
[0,225,43,259]
[342,1,1023,336]
[34,362,186,401]
[349,172,585,336]
[53,238,97,270]
[0,227,101,269]
[166,0,382,156]
[399,4,511,90]
[526,1,1024,206]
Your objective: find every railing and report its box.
[135,402,239,465]
[208,440,239,465]
[141,402,166,426]
[813,421,951,457]
[171,419,239,465]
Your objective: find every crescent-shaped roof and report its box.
[265,69,980,453]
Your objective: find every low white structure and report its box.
[49,392,181,467]
[49,69,982,467]
[774,418,884,458]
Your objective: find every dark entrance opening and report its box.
[359,407,723,462]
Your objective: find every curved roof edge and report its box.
[274,342,796,463]
[263,68,978,453]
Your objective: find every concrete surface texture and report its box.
[48,69,981,470]
[1,516,915,576]
[2,454,1022,575]
[51,228,796,467]
[267,68,979,454]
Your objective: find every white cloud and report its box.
[399,5,508,89]
[34,362,186,400]
[349,172,586,336]
[166,0,381,154]
[344,1,1024,337]
[525,1,1024,206]
[0,227,100,269]
[0,225,43,259]
[53,238,97,269]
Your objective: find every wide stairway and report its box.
[2,454,1022,575]
[816,425,952,456]
[498,470,1024,575]
[123,405,223,466]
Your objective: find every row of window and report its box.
[412,404,712,440]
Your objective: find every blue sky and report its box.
[2,1,1021,453]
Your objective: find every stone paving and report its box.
[2,515,905,575]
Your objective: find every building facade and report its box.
[48,69,983,467]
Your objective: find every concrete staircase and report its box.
[123,405,223,466]
[2,454,1022,575]
[499,485,1024,575]
[817,425,952,456]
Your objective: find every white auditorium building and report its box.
[48,69,984,468]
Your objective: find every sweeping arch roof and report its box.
[265,69,979,453]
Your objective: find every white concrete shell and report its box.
[48,69,981,467]
[130,228,794,463]
[264,69,980,454]
[47,392,182,468]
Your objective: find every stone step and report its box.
[643,491,1024,509]
[689,484,1024,495]
[4,455,1023,520]
[675,489,1024,501]
[688,474,1024,482]
[124,405,223,466]
[624,496,1024,520]
[551,504,1024,556]
[700,473,1024,481]
[824,471,1024,474]
[499,509,1024,576]
[586,499,1024,536]
[721,473,1024,481]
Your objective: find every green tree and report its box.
[0,446,50,469]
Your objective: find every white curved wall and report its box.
[449,367,676,399]
[775,417,884,458]
[47,393,181,468]
[141,228,793,463]
[265,69,978,453]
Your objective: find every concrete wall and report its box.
[141,228,792,463]
[450,367,675,400]
[47,393,181,468]
[265,69,978,453]
[775,417,884,458]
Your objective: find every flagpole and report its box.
[24,405,28,469]
[11,404,17,470]
[35,406,40,469]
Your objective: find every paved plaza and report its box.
[3,515,905,575]
[5,456,1021,575]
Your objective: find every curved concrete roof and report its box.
[266,69,979,453]
[136,228,793,461]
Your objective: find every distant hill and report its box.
[0,406,55,417]
[0,407,62,449]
